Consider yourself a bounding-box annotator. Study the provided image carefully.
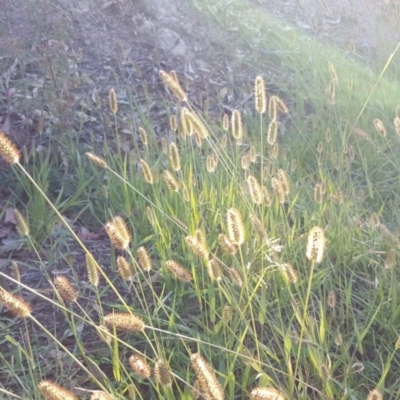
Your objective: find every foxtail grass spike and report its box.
[227,267,243,286]
[207,258,223,282]
[54,275,78,303]
[13,209,29,236]
[274,95,289,114]
[249,145,257,162]
[129,354,152,379]
[231,110,243,141]
[185,235,209,259]
[108,88,118,114]
[327,290,336,308]
[222,114,229,131]
[271,177,286,204]
[11,261,20,282]
[250,386,285,400]
[162,170,180,192]
[268,96,278,120]
[137,246,152,272]
[328,61,339,84]
[154,359,172,386]
[277,169,290,195]
[313,183,324,204]
[222,304,233,322]
[249,214,267,238]
[168,142,181,171]
[254,75,267,114]
[38,380,78,400]
[104,312,144,332]
[281,263,298,284]
[97,324,112,345]
[267,120,278,145]
[0,130,20,165]
[226,208,245,245]
[169,114,178,131]
[86,152,108,169]
[140,159,154,184]
[159,70,187,102]
[165,260,193,282]
[105,216,131,250]
[306,226,326,263]
[86,253,99,286]
[138,127,148,146]
[241,154,251,170]
[247,175,263,205]
[117,256,135,280]
[373,118,387,137]
[90,392,113,400]
[366,389,383,400]
[0,287,32,318]
[219,233,238,255]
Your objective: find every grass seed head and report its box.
[97,324,112,345]
[162,170,180,192]
[207,258,223,282]
[222,114,229,131]
[137,246,152,272]
[254,75,267,114]
[226,208,245,246]
[165,260,193,282]
[11,261,20,282]
[231,110,243,141]
[0,288,32,318]
[250,386,285,400]
[13,209,29,236]
[263,186,272,206]
[249,214,267,238]
[394,117,400,137]
[86,152,108,169]
[373,118,387,137]
[108,88,118,114]
[274,95,289,114]
[227,267,243,287]
[105,216,131,250]
[0,130,20,165]
[154,359,172,386]
[219,233,238,255]
[54,275,78,303]
[138,126,148,146]
[327,290,336,308]
[129,354,152,379]
[169,114,178,131]
[241,154,251,170]
[38,380,78,400]
[267,120,278,145]
[306,226,326,263]
[159,70,187,102]
[277,169,290,195]
[247,174,263,205]
[367,389,383,400]
[90,392,113,400]
[140,159,154,184]
[190,353,225,400]
[104,312,144,332]
[117,256,135,280]
[281,263,298,284]
[222,304,233,322]
[271,177,286,204]
[249,145,257,162]
[328,61,339,84]
[206,153,218,173]
[313,183,325,204]
[268,96,278,120]
[168,142,181,171]
[86,253,99,286]
[185,235,209,259]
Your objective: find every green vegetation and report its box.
[1,1,400,399]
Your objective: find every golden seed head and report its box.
[104,312,144,332]
[306,226,326,263]
[154,359,172,386]
[373,118,387,137]
[328,61,339,84]
[317,141,324,154]
[184,109,208,139]
[162,170,180,192]
[222,304,233,322]
[222,114,229,131]
[140,159,154,184]
[105,216,131,250]
[146,206,156,225]
[267,120,278,145]
[274,95,289,114]
[169,114,178,131]
[159,70,187,102]
[38,380,78,400]
[0,288,32,318]
[313,183,325,204]
[185,235,209,259]
[231,109,243,141]
[85,152,108,169]
[263,186,272,206]
[226,208,245,245]
[271,177,286,204]
[206,153,218,173]
[277,169,290,195]
[218,233,238,255]
[394,117,400,137]
[97,324,112,345]
[384,248,396,270]
[11,261,20,282]
[168,142,181,172]
[207,258,223,282]
[250,386,285,400]
[325,128,332,142]
[86,253,99,286]
[271,143,279,159]
[219,133,227,149]
[395,336,400,350]
[54,275,78,303]
[13,209,29,236]
[0,130,20,165]
[165,260,193,282]
[181,107,193,137]
[268,96,278,120]
[117,256,135,280]
[90,392,113,400]
[190,353,225,400]
[227,267,243,287]
[249,145,257,163]
[367,389,383,400]
[108,88,118,114]
[247,175,263,205]
[352,127,370,140]
[241,154,251,170]
[254,75,267,114]
[137,246,152,272]
[249,214,267,238]
[327,290,336,308]
[129,354,152,379]
[138,126,148,146]
[281,263,298,284]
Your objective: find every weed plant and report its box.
[1,8,400,399]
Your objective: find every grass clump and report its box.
[1,14,400,400]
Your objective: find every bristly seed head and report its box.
[117,256,135,280]
[85,152,108,169]
[140,159,154,184]
[105,216,131,250]
[104,312,144,332]
[250,386,285,400]
[0,130,20,165]
[226,208,245,245]
[86,253,99,286]
[219,233,238,255]
[267,120,278,145]
[129,354,152,379]
[137,246,152,272]
[165,260,193,282]
[162,170,180,192]
[373,118,387,137]
[159,70,187,102]
[13,209,29,236]
[306,226,326,263]
[90,391,113,400]
[38,380,78,400]
[154,359,172,386]
[247,175,263,205]
[185,235,209,259]
[231,110,243,141]
[54,275,78,303]
[168,142,181,172]
[254,75,267,114]
[366,389,383,400]
[0,287,32,318]
[108,88,118,114]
